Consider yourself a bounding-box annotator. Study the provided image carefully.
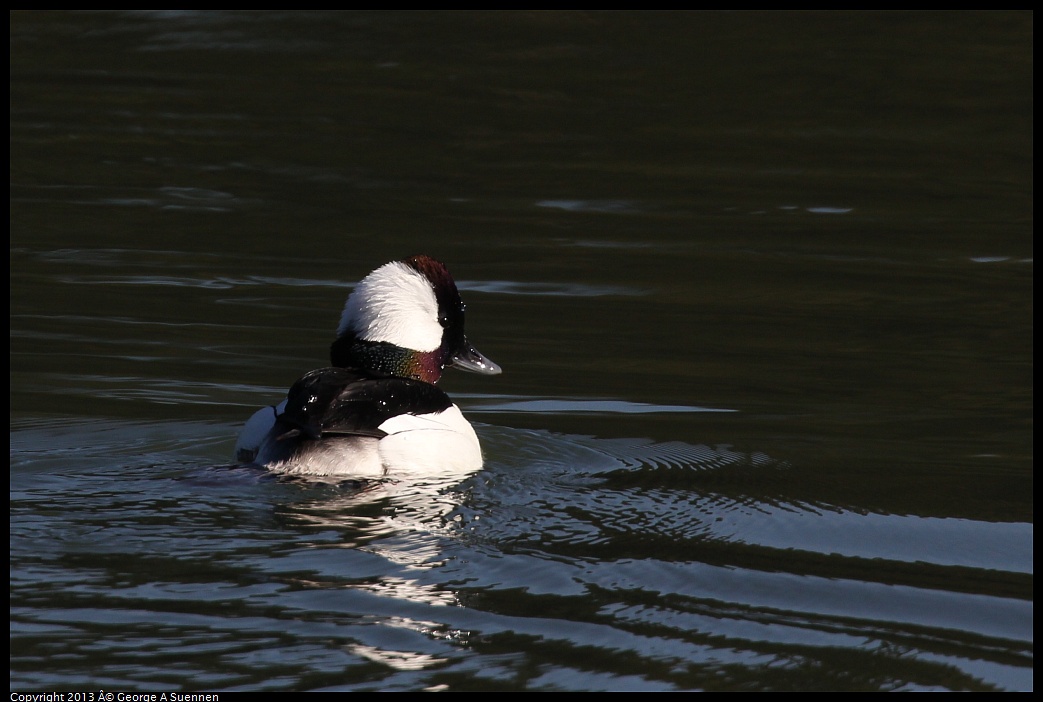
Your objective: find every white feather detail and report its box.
[233,400,286,464]
[376,406,484,478]
[250,406,483,479]
[336,260,442,352]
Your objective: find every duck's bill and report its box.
[451,342,502,375]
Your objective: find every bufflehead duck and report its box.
[234,255,501,478]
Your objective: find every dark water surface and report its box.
[10,11,1032,691]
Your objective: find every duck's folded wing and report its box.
[276,367,454,440]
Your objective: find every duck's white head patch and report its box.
[337,260,442,352]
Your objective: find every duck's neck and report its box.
[330,335,443,384]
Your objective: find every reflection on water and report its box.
[11,416,1031,690]
[11,10,1031,692]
